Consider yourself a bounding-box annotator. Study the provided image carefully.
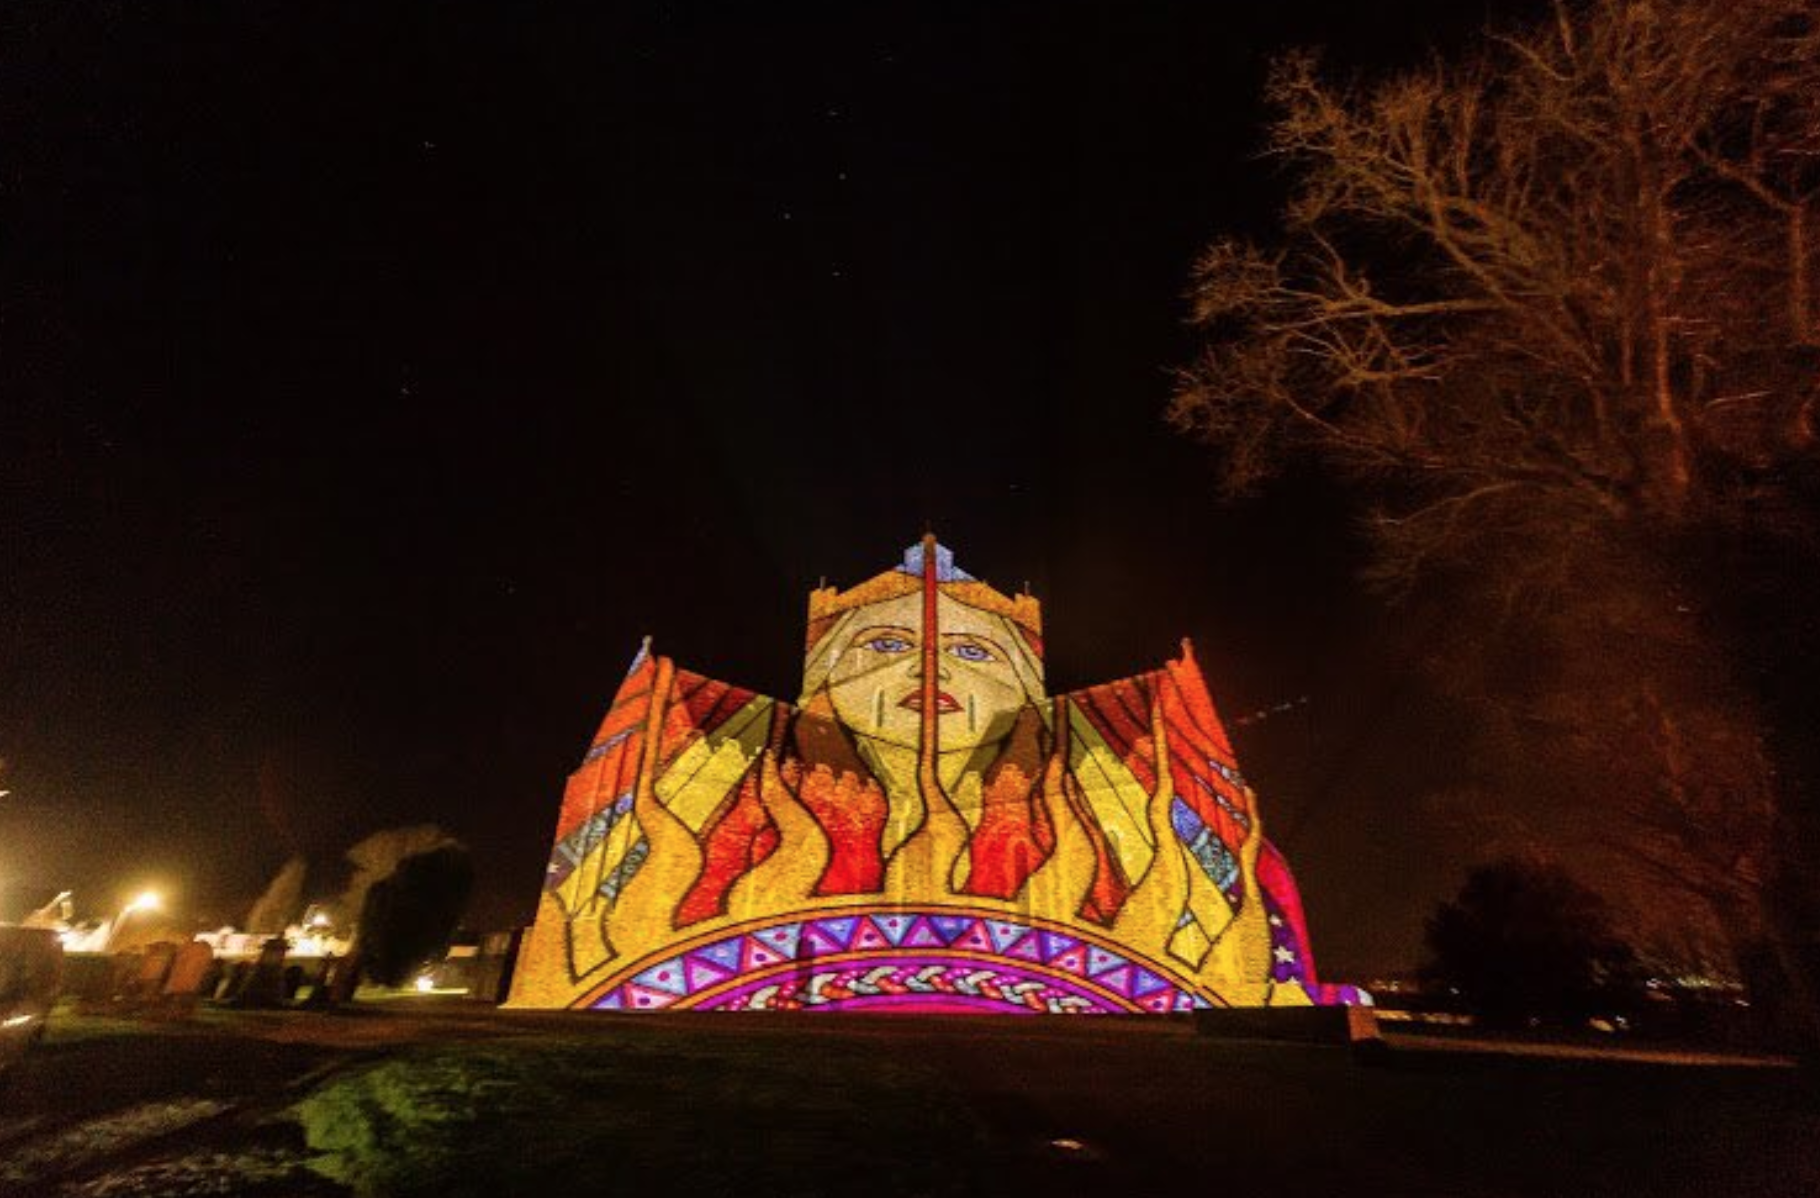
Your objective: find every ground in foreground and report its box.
[0,1003,1813,1197]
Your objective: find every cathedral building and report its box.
[508,537,1362,1013]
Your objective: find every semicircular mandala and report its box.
[591,908,1206,1015]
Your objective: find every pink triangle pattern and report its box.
[851,918,890,949]
[1003,933,1046,962]
[621,983,680,1010]
[953,922,995,952]
[740,940,786,972]
[1094,965,1134,997]
[900,918,947,948]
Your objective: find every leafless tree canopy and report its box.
[1175,0,1817,548]
[1172,0,1819,974]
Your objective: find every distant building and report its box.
[509,538,1362,1013]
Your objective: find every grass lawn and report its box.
[295,1022,983,1197]
[293,1013,1819,1198]
[6,1004,1816,1197]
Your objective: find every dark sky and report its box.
[1,0,1549,976]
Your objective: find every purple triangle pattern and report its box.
[814,916,859,949]
[930,915,974,944]
[873,914,913,945]
[685,955,731,991]
[800,923,849,956]
[695,939,742,971]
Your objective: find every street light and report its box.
[104,890,162,950]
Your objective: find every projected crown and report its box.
[804,537,1043,650]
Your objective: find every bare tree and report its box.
[328,824,463,1001]
[1175,2,1817,533]
[335,824,460,931]
[1171,0,1819,1042]
[245,855,308,935]
[356,845,475,988]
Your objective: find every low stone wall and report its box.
[1193,1003,1381,1045]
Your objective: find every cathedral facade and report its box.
[508,538,1361,1013]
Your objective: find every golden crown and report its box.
[805,538,1043,639]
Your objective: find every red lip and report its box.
[899,691,961,714]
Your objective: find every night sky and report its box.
[1,1,1550,976]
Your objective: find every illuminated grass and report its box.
[293,1028,982,1198]
[39,1003,157,1045]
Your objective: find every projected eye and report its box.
[946,641,995,663]
[862,636,913,654]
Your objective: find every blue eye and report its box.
[863,636,912,654]
[947,641,994,663]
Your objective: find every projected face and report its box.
[825,590,1030,752]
